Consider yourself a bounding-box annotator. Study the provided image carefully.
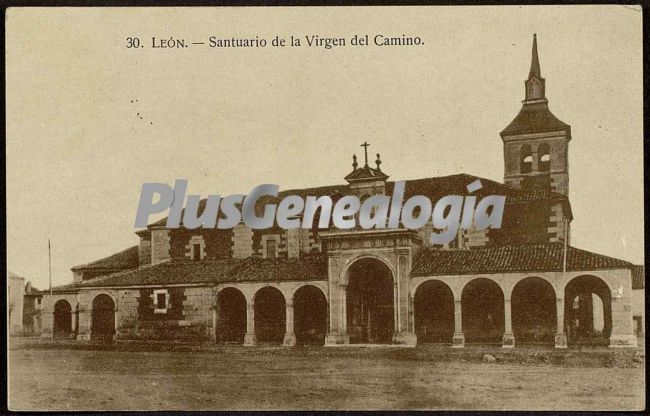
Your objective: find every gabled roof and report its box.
[146,173,570,228]
[411,243,634,277]
[631,265,644,289]
[344,165,389,182]
[500,102,570,137]
[72,254,328,288]
[71,246,139,272]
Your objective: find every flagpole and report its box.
[48,239,52,296]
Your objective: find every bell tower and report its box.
[501,34,571,197]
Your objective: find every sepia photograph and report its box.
[5,5,645,411]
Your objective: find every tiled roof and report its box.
[501,102,570,136]
[71,246,139,271]
[146,173,569,228]
[411,243,634,276]
[631,265,645,289]
[74,254,328,288]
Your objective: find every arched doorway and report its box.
[294,285,328,345]
[346,258,394,344]
[564,275,612,346]
[216,287,247,344]
[462,278,504,344]
[414,280,454,343]
[512,277,556,343]
[91,294,115,341]
[53,300,72,339]
[254,287,286,344]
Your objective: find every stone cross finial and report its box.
[375,153,382,171]
[352,154,358,170]
[360,141,370,167]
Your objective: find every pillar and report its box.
[325,284,350,345]
[502,298,515,348]
[76,308,91,340]
[609,287,638,347]
[555,297,567,348]
[243,299,257,346]
[452,299,465,347]
[283,299,297,346]
[113,308,118,341]
[211,306,218,342]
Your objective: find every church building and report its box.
[40,35,639,348]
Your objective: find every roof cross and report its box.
[360,141,370,167]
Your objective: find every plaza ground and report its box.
[8,338,645,411]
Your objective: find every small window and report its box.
[156,293,166,309]
[192,243,201,261]
[266,239,277,259]
[153,289,169,314]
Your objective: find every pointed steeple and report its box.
[528,33,541,80]
[524,34,546,103]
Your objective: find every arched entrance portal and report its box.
[564,275,612,346]
[346,258,394,344]
[462,278,504,344]
[91,294,115,341]
[216,288,247,343]
[512,277,556,343]
[53,300,72,339]
[294,285,328,345]
[414,280,454,343]
[254,287,286,344]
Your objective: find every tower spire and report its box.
[524,33,546,103]
[528,33,541,80]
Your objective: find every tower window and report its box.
[520,144,533,174]
[538,143,551,172]
[266,239,277,259]
[192,243,201,261]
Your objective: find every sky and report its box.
[6,6,644,289]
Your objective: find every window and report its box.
[538,143,550,172]
[153,289,169,314]
[266,239,277,258]
[520,144,533,174]
[192,243,201,261]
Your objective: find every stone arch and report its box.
[511,276,557,343]
[520,143,533,174]
[254,286,286,344]
[414,279,455,343]
[293,284,328,345]
[345,257,395,344]
[538,143,551,172]
[461,278,505,343]
[215,287,247,344]
[53,299,72,339]
[340,253,396,286]
[564,274,612,345]
[91,293,115,341]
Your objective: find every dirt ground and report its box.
[8,339,646,411]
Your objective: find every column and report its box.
[211,306,218,342]
[452,299,465,347]
[554,297,567,348]
[76,308,91,340]
[283,299,297,346]
[71,309,77,334]
[325,284,350,345]
[609,287,638,347]
[113,308,118,341]
[243,299,257,346]
[502,298,515,348]
[341,285,347,333]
